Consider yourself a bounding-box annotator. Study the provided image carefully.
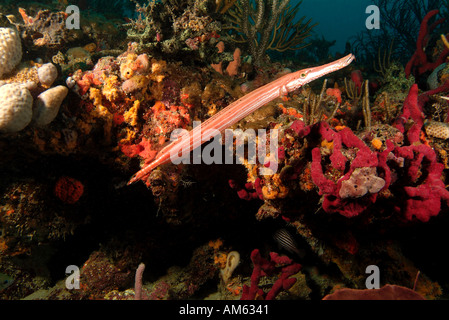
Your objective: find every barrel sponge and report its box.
[0,26,23,79]
[0,83,33,132]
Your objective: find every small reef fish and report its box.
[273,229,305,258]
[0,273,14,291]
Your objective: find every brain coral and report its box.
[0,25,23,79]
[424,120,449,140]
[0,83,33,133]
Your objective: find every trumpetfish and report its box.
[128,54,355,184]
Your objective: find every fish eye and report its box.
[300,72,308,78]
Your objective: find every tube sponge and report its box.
[32,85,68,126]
[0,25,22,79]
[0,83,33,132]
[220,251,240,284]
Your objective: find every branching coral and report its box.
[124,0,166,47]
[225,0,316,66]
[215,0,239,14]
[229,83,449,224]
[373,39,394,78]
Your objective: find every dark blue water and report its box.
[300,0,373,54]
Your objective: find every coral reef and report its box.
[123,0,222,64]
[0,80,69,132]
[14,7,124,59]
[3,1,449,305]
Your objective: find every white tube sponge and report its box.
[0,26,22,79]
[220,251,240,284]
[32,85,68,126]
[0,83,33,132]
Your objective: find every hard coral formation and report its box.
[80,250,134,297]
[0,83,33,132]
[0,79,68,132]
[0,179,86,257]
[425,120,449,140]
[0,20,22,79]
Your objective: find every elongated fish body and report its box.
[128,54,355,184]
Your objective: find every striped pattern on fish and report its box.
[273,228,305,258]
[128,54,355,184]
